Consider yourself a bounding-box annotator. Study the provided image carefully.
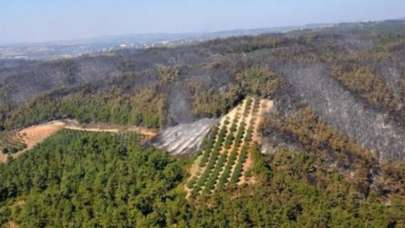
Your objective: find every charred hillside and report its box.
[1,20,405,161]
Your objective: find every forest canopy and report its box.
[1,130,404,227]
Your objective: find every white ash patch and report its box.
[154,118,218,155]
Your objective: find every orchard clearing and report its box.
[186,97,273,196]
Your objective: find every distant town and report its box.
[0,24,333,60]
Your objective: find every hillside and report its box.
[186,97,272,196]
[2,20,405,160]
[1,19,405,226]
[1,130,404,227]
[0,120,158,163]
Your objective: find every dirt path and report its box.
[64,120,158,138]
[127,126,158,139]
[64,125,120,133]
[65,125,158,139]
[0,120,158,163]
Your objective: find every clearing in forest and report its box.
[0,120,158,163]
[0,121,66,162]
[186,97,273,196]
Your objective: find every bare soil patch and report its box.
[1,120,158,163]
[18,121,66,150]
[7,221,19,228]
[0,152,7,163]
[2,121,66,161]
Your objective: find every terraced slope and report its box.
[186,97,272,196]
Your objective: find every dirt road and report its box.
[0,120,158,163]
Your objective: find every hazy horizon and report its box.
[1,0,405,45]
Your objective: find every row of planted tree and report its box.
[187,97,263,196]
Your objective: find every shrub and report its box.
[217,166,232,190]
[230,163,243,185]
[236,67,281,98]
[199,126,220,167]
[234,125,245,146]
[245,128,253,142]
[199,150,210,167]
[187,176,198,189]
[205,153,227,192]
[223,118,230,127]
[230,143,250,185]
[224,133,235,149]
[253,98,260,112]
[230,121,237,132]
[251,144,272,182]
[244,102,252,116]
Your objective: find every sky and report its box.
[1,0,405,44]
